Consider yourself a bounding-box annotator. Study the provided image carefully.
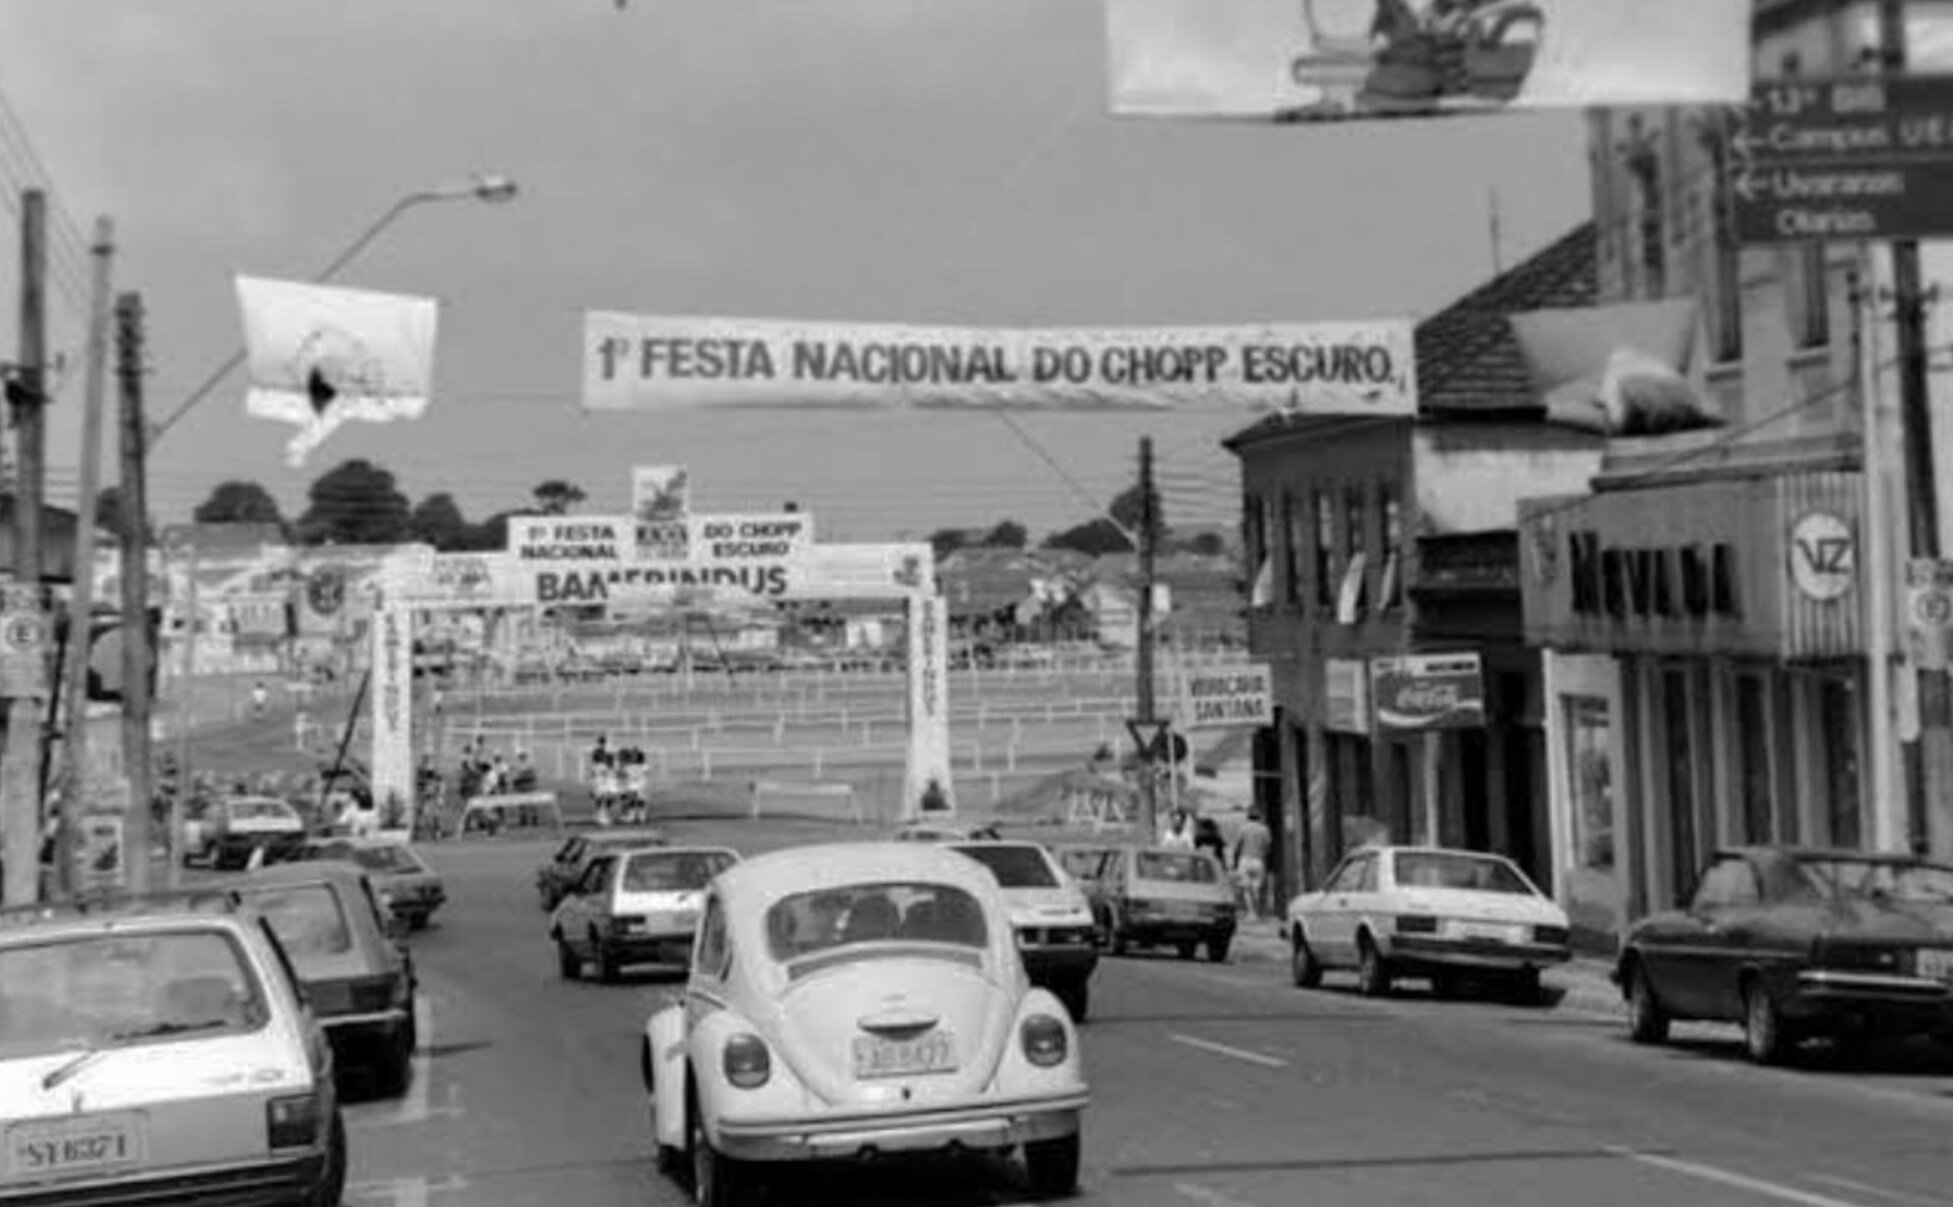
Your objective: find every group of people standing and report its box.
[1159,806,1274,919]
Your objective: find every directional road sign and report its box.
[1731,74,1953,244]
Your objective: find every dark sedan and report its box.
[1615,845,1953,1064]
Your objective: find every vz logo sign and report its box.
[1790,512,1855,603]
[1797,537,1852,575]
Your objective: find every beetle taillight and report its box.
[723,1032,771,1089]
[1021,1014,1067,1068]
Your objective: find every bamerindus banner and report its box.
[1105,0,1751,122]
[582,315,1416,414]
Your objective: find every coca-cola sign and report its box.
[1371,653,1486,732]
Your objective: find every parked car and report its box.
[296,836,447,930]
[551,845,740,982]
[947,841,1099,1021]
[186,795,308,870]
[1286,845,1571,1001]
[640,842,1089,1206]
[0,890,347,1206]
[534,827,666,911]
[1615,846,1953,1064]
[232,862,418,1096]
[1091,846,1236,962]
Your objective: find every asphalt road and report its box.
[340,830,1953,1207]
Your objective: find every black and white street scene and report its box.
[9,3,1953,1206]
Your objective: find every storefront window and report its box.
[1280,491,1301,605]
[1564,696,1614,870]
[1821,677,1862,848]
[1663,669,1697,897]
[1737,674,1772,843]
[1314,490,1337,609]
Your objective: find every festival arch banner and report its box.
[580,315,1417,415]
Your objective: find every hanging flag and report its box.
[236,277,439,467]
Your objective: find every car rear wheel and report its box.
[371,1031,413,1098]
[690,1093,754,1207]
[1356,935,1392,998]
[1175,940,1199,960]
[1024,1132,1082,1197]
[556,937,581,981]
[1743,980,1793,1066]
[594,933,622,984]
[310,1110,347,1207]
[1625,963,1669,1044]
[1206,934,1231,963]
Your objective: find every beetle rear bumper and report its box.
[714,1094,1087,1162]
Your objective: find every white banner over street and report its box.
[237,277,439,468]
[1105,0,1750,122]
[582,315,1417,414]
[507,513,812,565]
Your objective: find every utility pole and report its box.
[1,191,49,907]
[169,534,198,890]
[1881,0,1947,855]
[116,293,152,893]
[52,217,114,900]
[1135,436,1159,839]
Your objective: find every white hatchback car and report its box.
[947,842,1099,1022]
[0,891,345,1207]
[641,843,1089,1207]
[1286,845,1572,1001]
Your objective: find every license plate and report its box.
[852,1031,957,1080]
[1446,920,1522,944]
[7,1114,145,1178]
[1162,902,1204,920]
[1919,948,1953,982]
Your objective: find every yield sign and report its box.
[1125,719,1171,761]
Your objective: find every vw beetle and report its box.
[640,843,1088,1206]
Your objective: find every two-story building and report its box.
[1516,0,1929,946]
[1225,224,1609,902]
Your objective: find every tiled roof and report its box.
[1227,221,1597,448]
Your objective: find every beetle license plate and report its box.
[1918,948,1953,982]
[7,1114,145,1178]
[852,1031,957,1080]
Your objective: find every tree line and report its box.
[180,461,1228,557]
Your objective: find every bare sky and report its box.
[0,0,1587,541]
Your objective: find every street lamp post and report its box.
[148,172,518,445]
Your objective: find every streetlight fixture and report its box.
[148,171,520,444]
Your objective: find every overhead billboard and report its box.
[1104,0,1750,122]
[506,513,813,565]
[582,315,1417,415]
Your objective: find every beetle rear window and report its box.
[0,929,267,1057]
[766,882,988,960]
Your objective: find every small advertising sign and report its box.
[77,812,126,892]
[631,465,690,522]
[0,582,49,700]
[1324,658,1371,735]
[1371,653,1487,731]
[1178,664,1273,730]
[1907,558,1953,671]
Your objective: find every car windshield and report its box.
[230,800,294,822]
[1796,857,1953,904]
[766,882,989,960]
[1136,851,1220,884]
[0,930,266,1057]
[348,845,424,874]
[1393,852,1534,895]
[953,845,1057,888]
[235,884,353,956]
[622,850,735,892]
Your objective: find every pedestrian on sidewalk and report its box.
[1232,808,1273,921]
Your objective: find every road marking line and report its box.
[1806,1173,1942,1207]
[1166,1033,1288,1068]
[1173,1182,1261,1207]
[1611,1148,1870,1207]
